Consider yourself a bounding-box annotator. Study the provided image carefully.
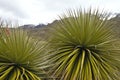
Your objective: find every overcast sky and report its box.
[0,0,120,25]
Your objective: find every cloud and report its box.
[0,0,120,25]
[35,0,80,12]
[0,0,27,18]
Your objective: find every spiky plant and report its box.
[0,26,49,80]
[48,9,120,80]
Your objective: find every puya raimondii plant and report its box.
[47,9,120,80]
[0,22,49,80]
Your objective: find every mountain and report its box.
[20,24,46,29]
[20,24,35,29]
[35,24,46,28]
[109,14,120,38]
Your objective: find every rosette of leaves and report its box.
[48,9,120,80]
[0,27,49,80]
